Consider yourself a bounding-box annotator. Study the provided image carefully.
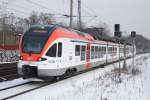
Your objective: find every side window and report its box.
[91,46,94,59]
[103,47,106,55]
[95,46,98,59]
[81,45,86,61]
[109,47,112,54]
[46,43,57,57]
[110,47,111,54]
[101,47,104,57]
[99,46,102,57]
[113,47,115,54]
[58,42,62,57]
[75,45,80,56]
[98,47,100,58]
[108,47,110,54]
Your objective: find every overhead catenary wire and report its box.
[0,1,31,17]
[9,2,33,11]
[0,1,64,18]
[0,0,65,17]
[82,2,97,16]
[1,0,98,18]
[7,7,30,15]
[0,0,69,19]
[75,0,100,28]
[25,0,64,16]
[1,0,100,27]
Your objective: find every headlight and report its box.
[37,57,47,61]
[19,56,23,60]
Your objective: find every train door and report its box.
[86,44,91,69]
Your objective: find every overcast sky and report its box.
[1,0,150,38]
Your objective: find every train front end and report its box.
[17,25,57,81]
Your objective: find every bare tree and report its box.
[28,11,39,25]
[39,13,55,24]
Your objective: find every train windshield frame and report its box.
[22,26,55,54]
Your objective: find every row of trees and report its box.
[0,11,113,47]
[0,12,56,33]
[0,12,57,46]
[0,11,150,53]
[0,11,111,34]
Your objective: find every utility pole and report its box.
[123,41,126,70]
[99,28,104,40]
[77,0,82,30]
[114,24,122,82]
[118,37,121,76]
[131,31,136,74]
[70,0,73,28]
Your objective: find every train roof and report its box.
[29,24,132,46]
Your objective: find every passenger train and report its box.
[17,25,136,81]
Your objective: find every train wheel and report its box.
[65,68,77,76]
[55,76,61,81]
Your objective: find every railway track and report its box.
[0,81,32,91]
[0,62,19,81]
[0,72,87,100]
[0,81,50,100]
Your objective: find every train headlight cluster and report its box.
[37,57,47,62]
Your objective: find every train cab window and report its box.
[46,43,57,57]
[58,42,62,57]
[81,45,86,61]
[75,45,80,56]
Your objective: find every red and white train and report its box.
[17,25,136,81]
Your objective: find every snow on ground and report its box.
[102,55,150,100]
[1,54,149,100]
[0,78,29,90]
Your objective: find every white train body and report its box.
[17,25,135,80]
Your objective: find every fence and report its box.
[0,31,20,62]
[0,49,19,62]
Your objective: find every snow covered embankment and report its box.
[9,54,150,100]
